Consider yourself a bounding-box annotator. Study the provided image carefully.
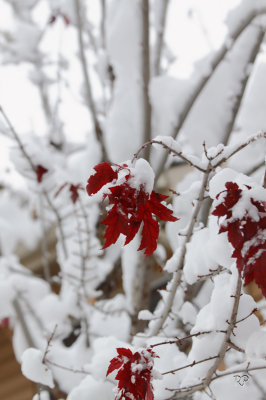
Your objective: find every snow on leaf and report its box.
[87,160,178,256]
[106,347,158,400]
[213,181,266,296]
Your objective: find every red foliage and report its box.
[86,162,178,256]
[106,347,158,400]
[213,182,266,295]
[69,184,83,204]
[48,12,70,26]
[87,162,118,195]
[36,164,48,183]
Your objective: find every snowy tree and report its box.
[0,1,266,399]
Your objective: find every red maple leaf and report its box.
[107,347,158,400]
[86,162,118,195]
[86,161,178,256]
[36,164,48,183]
[213,182,266,295]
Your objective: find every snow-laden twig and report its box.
[148,165,211,336]
[133,139,206,172]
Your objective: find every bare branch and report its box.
[74,0,108,160]
[141,0,152,161]
[213,131,266,168]
[133,139,206,172]
[203,275,242,387]
[153,0,169,76]
[149,165,211,336]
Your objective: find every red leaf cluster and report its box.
[213,182,266,295]
[106,347,158,400]
[36,164,48,183]
[86,162,178,256]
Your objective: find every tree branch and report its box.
[153,0,169,76]
[141,0,152,161]
[74,0,108,160]
[149,165,211,336]
[154,7,266,178]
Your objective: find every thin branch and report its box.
[141,0,152,161]
[133,139,206,172]
[74,0,108,160]
[13,298,36,348]
[42,189,68,259]
[153,0,169,76]
[39,193,51,284]
[151,329,226,349]
[0,106,36,171]
[203,275,242,387]
[245,160,264,176]
[213,131,266,168]
[100,0,106,49]
[42,324,58,363]
[149,165,211,336]
[162,351,230,376]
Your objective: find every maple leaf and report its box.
[106,347,158,400]
[86,160,178,256]
[213,181,266,296]
[36,164,48,183]
[86,162,118,195]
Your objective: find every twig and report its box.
[162,353,226,376]
[213,132,266,168]
[149,165,211,336]
[153,0,169,76]
[100,0,106,49]
[141,0,152,162]
[42,324,58,363]
[13,298,36,348]
[39,193,51,284]
[150,329,226,349]
[42,189,68,259]
[203,275,242,387]
[133,140,206,172]
[0,106,36,171]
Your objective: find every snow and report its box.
[105,0,143,162]
[129,158,155,194]
[246,329,266,359]
[67,375,114,400]
[21,348,54,388]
